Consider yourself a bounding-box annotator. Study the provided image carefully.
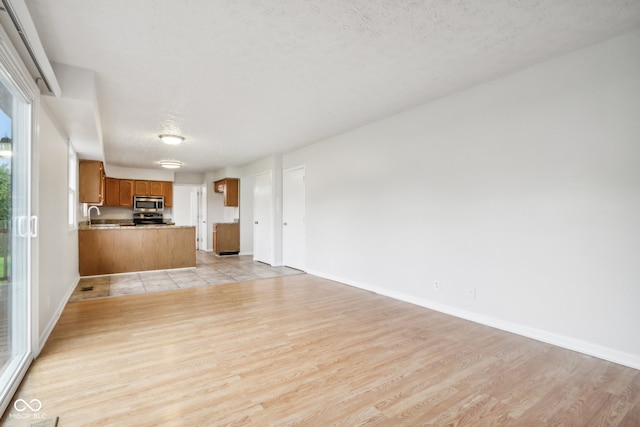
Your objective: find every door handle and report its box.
[15,216,28,237]
[30,215,38,238]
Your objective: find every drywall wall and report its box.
[283,31,640,367]
[36,103,79,350]
[106,165,174,181]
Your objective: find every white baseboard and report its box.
[37,276,79,356]
[306,269,640,371]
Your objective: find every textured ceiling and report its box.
[25,0,640,173]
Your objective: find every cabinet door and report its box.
[213,178,239,206]
[149,181,163,196]
[134,180,150,196]
[119,180,134,207]
[214,223,239,254]
[224,179,239,207]
[104,177,120,206]
[79,160,105,205]
[163,181,173,207]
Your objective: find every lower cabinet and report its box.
[213,223,240,255]
[79,227,196,276]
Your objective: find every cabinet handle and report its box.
[283,222,288,226]
[254,221,259,224]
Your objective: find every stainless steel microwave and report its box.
[133,195,164,212]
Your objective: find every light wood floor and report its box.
[2,274,639,426]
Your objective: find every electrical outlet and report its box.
[434,280,440,291]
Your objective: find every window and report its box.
[68,141,77,229]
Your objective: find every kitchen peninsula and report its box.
[79,224,196,276]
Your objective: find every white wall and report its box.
[36,103,79,351]
[239,174,254,255]
[106,165,174,181]
[282,31,640,368]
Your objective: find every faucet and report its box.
[88,205,101,226]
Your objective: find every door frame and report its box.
[0,21,40,415]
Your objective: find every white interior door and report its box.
[283,166,305,270]
[253,171,272,264]
[199,185,208,251]
[189,188,199,249]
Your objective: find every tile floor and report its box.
[70,252,303,301]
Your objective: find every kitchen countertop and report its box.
[79,224,194,230]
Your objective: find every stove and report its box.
[133,212,165,226]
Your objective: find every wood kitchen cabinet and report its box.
[104,177,120,206]
[163,181,173,207]
[79,160,105,205]
[213,223,240,255]
[119,179,134,206]
[79,227,196,275]
[104,178,135,207]
[132,180,172,206]
[134,180,150,196]
[84,171,172,208]
[213,178,239,207]
[149,181,163,196]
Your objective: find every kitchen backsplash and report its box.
[80,206,173,221]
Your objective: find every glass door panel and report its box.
[0,62,32,412]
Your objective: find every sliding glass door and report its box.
[0,55,33,414]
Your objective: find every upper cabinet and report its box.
[134,180,150,196]
[103,178,171,207]
[119,180,134,207]
[149,181,163,196]
[104,177,120,206]
[82,166,173,208]
[214,178,239,207]
[163,181,173,207]
[79,160,105,205]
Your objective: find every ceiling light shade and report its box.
[159,134,184,145]
[159,160,182,169]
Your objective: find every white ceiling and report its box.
[24,0,640,173]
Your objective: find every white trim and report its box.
[1,0,61,96]
[36,276,78,356]
[306,269,640,371]
[0,18,39,415]
[0,23,39,101]
[0,18,40,412]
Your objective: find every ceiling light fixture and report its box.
[159,134,184,145]
[159,160,183,169]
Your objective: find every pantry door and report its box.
[0,56,35,413]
